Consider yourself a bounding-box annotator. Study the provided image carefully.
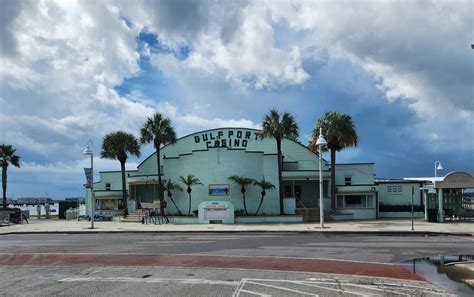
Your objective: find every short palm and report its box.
[163,180,183,215]
[253,177,275,215]
[179,175,203,216]
[228,175,255,215]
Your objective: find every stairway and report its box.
[120,210,142,223]
[295,208,332,222]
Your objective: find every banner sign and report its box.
[208,184,230,196]
[84,168,92,188]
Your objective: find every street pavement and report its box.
[1,217,473,235]
[1,232,473,296]
[1,219,473,296]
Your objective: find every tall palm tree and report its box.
[1,144,21,209]
[140,113,177,209]
[253,177,275,215]
[309,111,358,211]
[228,175,256,215]
[260,109,299,215]
[179,175,203,216]
[101,131,141,214]
[163,180,183,215]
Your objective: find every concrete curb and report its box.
[1,230,472,236]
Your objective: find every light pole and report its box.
[434,160,443,178]
[316,128,327,228]
[83,140,95,229]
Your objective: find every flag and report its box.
[84,168,92,188]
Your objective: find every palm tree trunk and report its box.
[255,194,265,215]
[2,165,7,209]
[120,160,128,216]
[188,192,192,216]
[277,139,284,215]
[330,149,336,212]
[156,146,165,215]
[243,192,248,215]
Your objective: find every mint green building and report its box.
[86,127,380,222]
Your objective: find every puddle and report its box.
[399,255,474,296]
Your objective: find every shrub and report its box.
[379,203,424,212]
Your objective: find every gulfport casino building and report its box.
[85,127,474,223]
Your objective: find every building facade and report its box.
[86,127,378,221]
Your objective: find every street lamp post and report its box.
[434,160,443,178]
[316,128,327,228]
[83,140,94,229]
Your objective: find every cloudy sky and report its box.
[1,0,473,199]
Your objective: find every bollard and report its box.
[37,205,42,219]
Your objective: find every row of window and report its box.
[337,194,374,209]
[387,185,402,193]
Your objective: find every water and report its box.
[400,255,474,297]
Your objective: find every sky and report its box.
[1,0,473,199]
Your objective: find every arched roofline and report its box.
[137,127,326,169]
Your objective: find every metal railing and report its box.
[295,196,309,221]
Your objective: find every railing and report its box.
[295,196,309,221]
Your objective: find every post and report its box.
[319,143,324,228]
[90,152,95,229]
[411,186,414,231]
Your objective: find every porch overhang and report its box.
[282,171,331,180]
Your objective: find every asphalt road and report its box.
[0,232,473,296]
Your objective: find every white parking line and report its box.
[245,280,319,296]
[58,276,240,286]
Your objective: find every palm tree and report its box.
[1,144,21,209]
[309,111,358,211]
[179,175,203,216]
[101,131,141,214]
[260,109,299,215]
[140,113,177,210]
[163,180,183,215]
[253,177,275,215]
[228,175,256,215]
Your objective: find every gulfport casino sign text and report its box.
[194,130,260,149]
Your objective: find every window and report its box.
[336,194,375,209]
[388,186,392,192]
[397,185,402,192]
[105,183,111,191]
[344,176,352,186]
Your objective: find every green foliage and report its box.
[253,177,275,215]
[179,175,203,216]
[139,112,177,149]
[1,144,21,209]
[260,109,299,142]
[101,131,141,162]
[308,111,358,153]
[228,175,255,215]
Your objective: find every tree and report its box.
[228,175,256,215]
[309,111,358,211]
[163,180,183,215]
[140,113,177,212]
[253,177,275,215]
[179,175,203,216]
[1,144,20,209]
[260,109,299,215]
[101,131,141,214]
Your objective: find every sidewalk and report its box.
[1,218,472,235]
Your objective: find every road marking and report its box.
[294,281,366,296]
[238,289,271,296]
[245,280,319,296]
[58,277,240,286]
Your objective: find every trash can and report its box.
[427,209,438,222]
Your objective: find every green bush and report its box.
[379,203,424,212]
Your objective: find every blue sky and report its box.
[1,0,473,199]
